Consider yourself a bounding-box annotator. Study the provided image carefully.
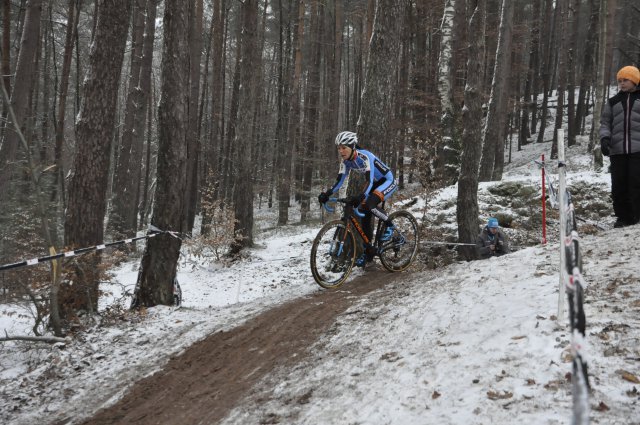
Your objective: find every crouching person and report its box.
[477,218,510,259]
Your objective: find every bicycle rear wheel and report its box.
[310,220,356,289]
[379,210,419,272]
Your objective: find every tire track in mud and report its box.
[72,269,405,425]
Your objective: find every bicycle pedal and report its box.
[393,234,406,245]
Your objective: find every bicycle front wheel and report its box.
[310,220,356,289]
[379,210,419,272]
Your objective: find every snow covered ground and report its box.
[1,139,639,425]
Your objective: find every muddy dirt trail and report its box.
[70,270,397,425]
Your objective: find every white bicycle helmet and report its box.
[335,131,358,148]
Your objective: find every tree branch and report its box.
[0,334,67,344]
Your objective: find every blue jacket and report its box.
[476,227,510,259]
[328,149,393,195]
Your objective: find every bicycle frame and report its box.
[346,210,370,244]
[324,198,385,253]
[312,197,418,287]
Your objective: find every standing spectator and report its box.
[599,65,640,228]
[476,218,510,259]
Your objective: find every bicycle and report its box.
[310,197,419,289]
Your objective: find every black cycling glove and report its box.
[318,191,330,204]
[348,194,365,207]
[600,138,611,156]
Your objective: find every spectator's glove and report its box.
[348,194,365,207]
[600,137,611,156]
[318,191,330,204]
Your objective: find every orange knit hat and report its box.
[617,66,640,85]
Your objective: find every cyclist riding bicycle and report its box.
[317,131,398,267]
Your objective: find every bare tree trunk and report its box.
[299,0,321,222]
[530,0,545,136]
[109,0,146,239]
[520,0,541,147]
[356,0,405,152]
[591,0,609,157]
[0,0,12,140]
[139,88,155,229]
[396,9,410,189]
[270,0,287,217]
[39,4,52,166]
[1,0,9,97]
[479,0,513,181]
[331,0,343,142]
[318,0,343,182]
[552,0,569,157]
[566,0,581,146]
[457,0,485,261]
[130,0,159,232]
[603,0,616,89]
[410,1,428,185]
[273,0,289,221]
[201,0,224,234]
[536,0,556,145]
[279,0,305,225]
[51,0,80,213]
[221,14,242,206]
[183,0,203,234]
[0,0,42,197]
[133,0,189,308]
[230,0,261,253]
[62,0,132,319]
[575,0,597,144]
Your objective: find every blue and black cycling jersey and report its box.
[328,149,397,202]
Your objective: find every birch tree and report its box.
[436,0,457,185]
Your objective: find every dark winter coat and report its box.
[599,88,640,156]
[476,227,510,259]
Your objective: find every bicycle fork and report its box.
[330,225,350,261]
[330,239,345,258]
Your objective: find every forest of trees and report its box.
[0,0,638,331]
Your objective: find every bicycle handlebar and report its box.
[322,197,365,217]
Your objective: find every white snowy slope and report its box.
[222,227,640,425]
